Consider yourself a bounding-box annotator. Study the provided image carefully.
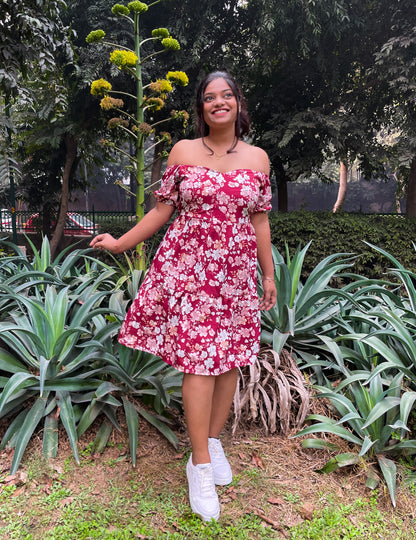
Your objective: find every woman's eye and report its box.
[224,92,234,99]
[204,96,213,102]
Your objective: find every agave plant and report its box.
[259,243,357,356]
[0,238,183,471]
[293,366,416,507]
[0,282,121,472]
[232,347,310,436]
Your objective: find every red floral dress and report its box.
[118,165,272,376]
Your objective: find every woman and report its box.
[90,71,277,521]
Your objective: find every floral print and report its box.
[118,165,272,376]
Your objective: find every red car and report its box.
[24,212,99,236]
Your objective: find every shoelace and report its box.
[198,467,216,496]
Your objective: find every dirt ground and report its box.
[2,410,415,539]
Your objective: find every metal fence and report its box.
[0,209,135,235]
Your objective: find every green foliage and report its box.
[269,211,416,281]
[88,0,187,269]
[270,239,416,507]
[259,243,356,355]
[0,237,182,472]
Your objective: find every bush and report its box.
[269,211,416,280]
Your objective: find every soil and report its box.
[1,411,415,539]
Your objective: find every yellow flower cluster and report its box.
[166,71,189,86]
[111,4,130,16]
[152,28,169,39]
[86,30,105,44]
[145,97,164,111]
[108,117,129,129]
[148,79,173,97]
[128,1,148,13]
[161,37,180,51]
[91,79,112,96]
[137,122,153,135]
[110,49,138,68]
[159,131,172,144]
[100,96,124,110]
[171,109,190,128]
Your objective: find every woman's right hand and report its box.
[90,233,120,253]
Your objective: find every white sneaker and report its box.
[208,437,233,485]
[186,456,220,521]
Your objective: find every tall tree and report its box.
[240,0,415,212]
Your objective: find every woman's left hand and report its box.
[259,280,277,311]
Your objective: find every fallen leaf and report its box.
[238,452,246,460]
[267,497,285,505]
[251,452,264,469]
[12,486,26,497]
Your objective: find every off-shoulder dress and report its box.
[118,164,272,376]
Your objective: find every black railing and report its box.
[0,209,135,235]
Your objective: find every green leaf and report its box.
[57,391,80,465]
[0,410,27,450]
[122,396,139,467]
[43,413,58,459]
[136,404,178,449]
[293,421,363,445]
[91,421,113,454]
[0,373,38,415]
[10,396,48,474]
[301,438,339,451]
[0,348,27,374]
[315,453,361,474]
[377,455,397,507]
[361,397,401,430]
[360,435,377,457]
[365,467,380,490]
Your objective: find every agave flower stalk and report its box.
[87,2,188,270]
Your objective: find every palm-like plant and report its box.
[259,243,357,355]
[293,372,416,506]
[0,237,182,471]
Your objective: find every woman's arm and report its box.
[250,212,277,310]
[90,201,174,254]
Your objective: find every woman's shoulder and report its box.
[167,139,200,166]
[238,141,270,175]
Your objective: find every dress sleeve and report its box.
[154,165,180,207]
[253,173,272,213]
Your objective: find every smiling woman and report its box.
[90,70,276,522]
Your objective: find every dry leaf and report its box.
[267,497,285,505]
[251,452,264,469]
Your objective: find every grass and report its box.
[0,425,416,539]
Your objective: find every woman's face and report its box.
[202,77,238,130]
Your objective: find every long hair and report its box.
[195,71,250,154]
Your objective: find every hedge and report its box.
[269,211,416,281]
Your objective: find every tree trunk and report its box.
[405,158,416,218]
[277,177,288,212]
[332,161,348,213]
[272,158,289,212]
[50,133,77,259]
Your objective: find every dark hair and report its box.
[195,71,250,153]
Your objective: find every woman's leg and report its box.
[209,367,238,438]
[182,373,216,465]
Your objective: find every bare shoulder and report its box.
[239,141,270,175]
[167,139,200,166]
